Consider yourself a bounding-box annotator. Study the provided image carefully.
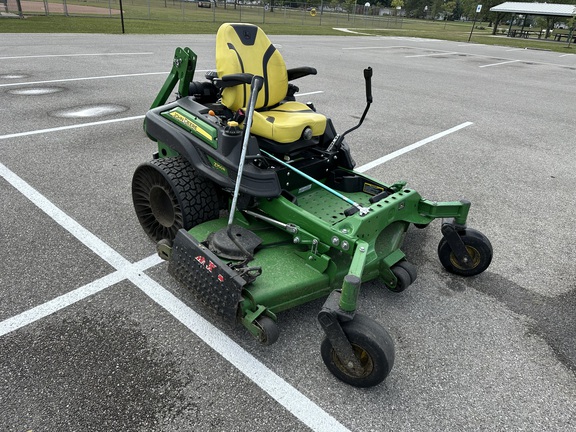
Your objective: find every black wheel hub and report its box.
[331,344,374,378]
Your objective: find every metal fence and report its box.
[7,0,404,28]
[4,0,23,16]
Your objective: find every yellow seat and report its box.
[215,23,326,144]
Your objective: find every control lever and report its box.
[326,67,373,152]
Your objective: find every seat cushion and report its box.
[251,101,327,144]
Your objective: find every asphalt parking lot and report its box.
[1,32,575,431]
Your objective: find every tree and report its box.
[441,0,456,20]
[404,0,427,18]
[459,0,478,19]
[343,0,356,17]
[451,0,463,20]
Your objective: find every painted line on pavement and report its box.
[0,52,154,60]
[0,116,145,140]
[0,271,127,338]
[0,70,210,88]
[296,91,323,96]
[402,47,574,69]
[405,51,458,58]
[479,59,521,68]
[133,270,351,432]
[0,72,167,87]
[342,45,408,50]
[356,122,473,172]
[333,28,373,35]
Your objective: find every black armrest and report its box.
[287,67,317,81]
[213,73,254,89]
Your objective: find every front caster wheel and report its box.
[438,228,493,276]
[320,314,395,388]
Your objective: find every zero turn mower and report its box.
[131,23,493,387]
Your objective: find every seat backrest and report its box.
[215,23,288,112]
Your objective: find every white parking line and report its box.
[406,51,458,58]
[342,46,408,50]
[357,122,473,172]
[0,162,130,268]
[333,28,373,35]
[401,47,575,69]
[0,70,215,89]
[0,53,154,60]
[0,271,127,338]
[479,59,521,68]
[0,115,145,140]
[0,72,169,88]
[296,91,324,96]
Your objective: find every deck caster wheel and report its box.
[383,259,416,292]
[389,266,410,292]
[255,316,280,346]
[395,260,417,285]
[387,263,413,292]
[132,156,220,242]
[438,228,493,276]
[320,314,395,388]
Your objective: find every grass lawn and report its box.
[1,1,575,53]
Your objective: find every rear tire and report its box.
[132,156,220,241]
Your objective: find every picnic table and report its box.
[508,29,544,39]
[553,33,576,43]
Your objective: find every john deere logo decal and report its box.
[162,108,218,148]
